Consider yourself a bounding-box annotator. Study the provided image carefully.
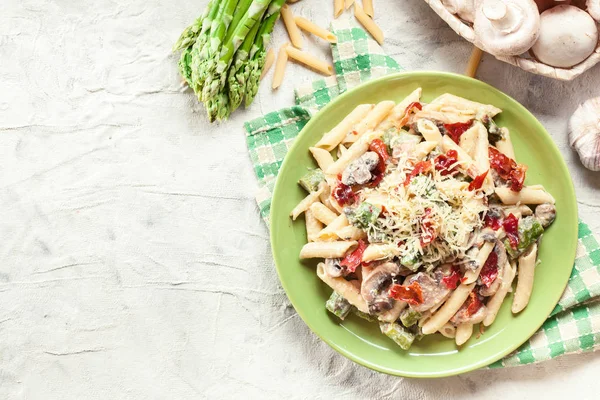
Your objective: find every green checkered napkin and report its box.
[244,18,600,367]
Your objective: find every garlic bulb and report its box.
[442,0,478,22]
[569,97,600,171]
[588,0,600,22]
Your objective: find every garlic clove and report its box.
[531,5,598,68]
[473,0,540,56]
[569,97,600,171]
[587,0,600,22]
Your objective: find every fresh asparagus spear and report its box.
[190,0,222,93]
[172,0,214,52]
[227,18,262,111]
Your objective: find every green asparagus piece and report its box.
[189,0,222,93]
[346,202,382,230]
[227,18,262,111]
[202,0,273,102]
[178,46,194,85]
[173,0,213,52]
[504,216,544,259]
[326,292,352,320]
[298,168,324,192]
[244,0,285,107]
[380,322,416,350]
[352,308,377,322]
[399,308,422,328]
[205,91,232,123]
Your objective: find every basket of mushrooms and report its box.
[424,0,600,80]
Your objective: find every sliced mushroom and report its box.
[479,240,508,296]
[404,270,451,313]
[341,151,380,186]
[323,258,344,278]
[474,0,541,56]
[531,5,598,68]
[535,203,556,228]
[360,262,400,314]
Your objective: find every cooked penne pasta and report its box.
[295,17,337,43]
[512,243,538,314]
[354,3,384,44]
[316,104,374,151]
[442,135,478,176]
[317,263,369,312]
[309,147,334,171]
[425,93,502,118]
[259,48,276,81]
[458,125,479,158]
[316,213,350,241]
[300,240,357,259]
[472,123,494,193]
[495,127,515,160]
[422,283,476,335]
[385,88,422,128]
[379,300,407,323]
[286,46,334,76]
[361,244,399,262]
[326,130,384,175]
[336,225,367,240]
[414,141,438,160]
[290,187,324,220]
[281,4,303,49]
[272,43,290,89]
[483,261,516,326]
[439,323,457,339]
[416,119,443,143]
[455,323,473,346]
[463,241,496,284]
[305,210,323,242]
[344,100,395,143]
[310,202,338,225]
[495,186,556,205]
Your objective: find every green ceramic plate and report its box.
[270,72,578,377]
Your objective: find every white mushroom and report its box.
[534,0,571,13]
[588,0,600,22]
[569,97,600,171]
[531,5,598,68]
[442,0,478,22]
[473,0,541,56]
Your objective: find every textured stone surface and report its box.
[1,0,599,398]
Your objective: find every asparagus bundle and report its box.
[173,0,285,122]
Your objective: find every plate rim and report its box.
[269,71,578,378]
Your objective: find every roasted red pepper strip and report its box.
[479,250,499,288]
[332,182,357,206]
[468,170,489,191]
[442,265,462,290]
[503,213,519,249]
[403,160,432,186]
[434,149,459,176]
[369,139,390,164]
[339,240,367,273]
[489,147,527,192]
[419,208,436,247]
[398,102,423,127]
[444,121,473,144]
[484,214,502,230]
[389,281,424,306]
[465,292,484,317]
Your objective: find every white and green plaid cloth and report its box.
[244,19,600,367]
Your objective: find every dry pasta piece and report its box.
[281,4,303,49]
[295,16,337,43]
[344,101,395,143]
[483,261,516,326]
[512,243,538,314]
[300,241,357,259]
[317,263,369,313]
[421,282,476,335]
[286,47,334,76]
[455,323,473,346]
[310,202,338,225]
[334,0,344,18]
[345,0,355,9]
[495,186,555,205]
[290,186,324,220]
[363,0,374,17]
[272,43,290,89]
[305,210,323,242]
[309,147,334,171]
[354,3,384,44]
[316,104,373,151]
[259,48,276,80]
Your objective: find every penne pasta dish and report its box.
[290,89,557,350]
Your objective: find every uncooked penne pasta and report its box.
[334,0,344,18]
[316,104,373,151]
[422,283,476,335]
[316,213,350,241]
[344,100,395,143]
[286,46,334,76]
[354,3,384,44]
[495,127,515,160]
[259,48,276,80]
[326,130,384,175]
[463,241,496,284]
[484,261,516,326]
[512,243,538,314]
[300,240,358,259]
[345,0,355,9]
[416,119,443,143]
[290,187,324,220]
[295,16,337,43]
[363,0,374,17]
[317,263,369,313]
[455,323,473,346]
[305,210,323,242]
[281,4,303,49]
[310,202,338,225]
[495,186,556,205]
[309,147,334,171]
[272,43,290,89]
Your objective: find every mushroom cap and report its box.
[535,0,571,13]
[474,0,541,56]
[531,5,598,68]
[442,0,478,22]
[569,96,600,171]
[588,0,600,22]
